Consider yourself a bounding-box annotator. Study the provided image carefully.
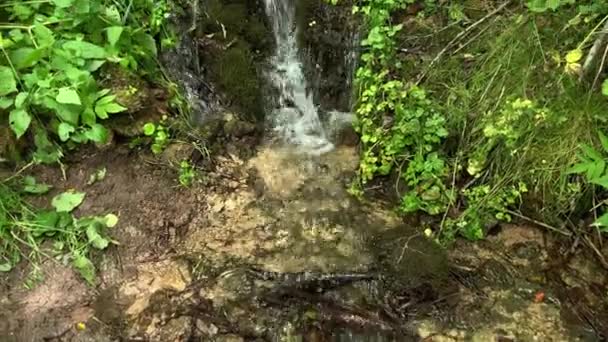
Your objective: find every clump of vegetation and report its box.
[0,177,117,285]
[338,0,608,244]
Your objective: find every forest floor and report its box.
[1,136,607,341]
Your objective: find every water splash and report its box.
[263,0,334,155]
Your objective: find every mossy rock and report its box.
[211,43,265,120]
[99,65,150,114]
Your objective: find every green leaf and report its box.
[103,102,127,114]
[14,92,28,108]
[135,33,157,56]
[86,225,110,250]
[592,212,608,230]
[58,122,75,142]
[0,97,13,109]
[10,48,44,69]
[0,263,12,272]
[566,49,583,64]
[0,66,17,96]
[9,108,31,138]
[72,253,95,284]
[602,79,608,96]
[51,191,85,212]
[52,0,74,8]
[143,123,156,136]
[56,87,81,105]
[63,40,106,59]
[104,213,119,227]
[599,132,608,153]
[106,26,124,46]
[23,176,52,194]
[85,124,109,143]
[581,144,603,161]
[33,24,55,47]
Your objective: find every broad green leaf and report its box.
[33,24,55,47]
[82,107,96,126]
[0,97,14,109]
[52,0,74,8]
[58,122,75,141]
[106,26,124,46]
[85,124,109,143]
[143,123,156,136]
[9,108,31,138]
[23,176,52,194]
[14,92,28,108]
[104,213,118,227]
[0,66,17,96]
[135,33,157,56]
[602,79,608,96]
[0,263,12,272]
[72,254,95,284]
[590,175,608,189]
[104,102,127,114]
[56,87,81,105]
[63,40,106,59]
[86,225,110,250]
[51,191,85,212]
[10,48,44,69]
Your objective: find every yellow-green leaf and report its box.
[566,49,583,64]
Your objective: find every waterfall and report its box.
[263,0,334,155]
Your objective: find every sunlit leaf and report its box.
[51,191,85,212]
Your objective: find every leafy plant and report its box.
[143,119,170,154]
[0,0,171,162]
[178,160,196,187]
[567,132,608,230]
[0,180,117,285]
[348,0,450,214]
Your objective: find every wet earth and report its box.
[1,139,607,341]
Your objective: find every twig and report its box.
[504,209,572,237]
[591,43,608,92]
[582,18,608,80]
[1,161,34,183]
[416,1,511,84]
[583,235,608,270]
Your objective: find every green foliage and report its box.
[142,119,170,154]
[0,179,117,285]
[0,0,171,163]
[178,160,196,187]
[441,182,528,242]
[567,132,608,231]
[350,0,450,215]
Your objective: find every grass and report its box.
[402,8,608,230]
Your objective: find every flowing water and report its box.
[263,0,335,155]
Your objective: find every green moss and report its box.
[199,0,271,120]
[213,43,264,119]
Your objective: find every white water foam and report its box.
[263,0,334,155]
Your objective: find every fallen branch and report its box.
[416,1,511,84]
[582,18,608,81]
[504,209,572,237]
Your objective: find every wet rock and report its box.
[161,142,195,165]
[222,112,256,137]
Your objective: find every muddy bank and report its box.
[1,138,606,341]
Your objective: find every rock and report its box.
[216,334,244,342]
[161,142,195,165]
[222,112,256,137]
[196,320,219,336]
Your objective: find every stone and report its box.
[161,142,195,165]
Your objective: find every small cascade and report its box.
[263,0,334,155]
